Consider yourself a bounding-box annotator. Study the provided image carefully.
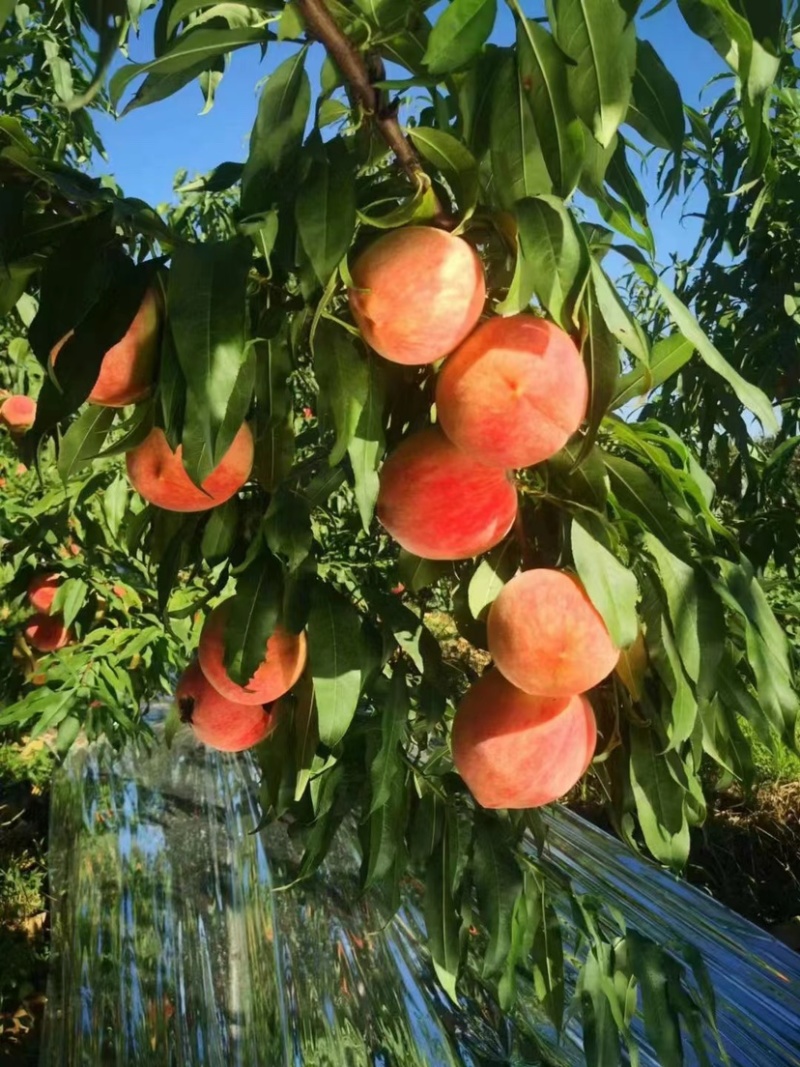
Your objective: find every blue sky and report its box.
[93,1,725,266]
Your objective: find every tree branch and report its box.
[295,0,454,229]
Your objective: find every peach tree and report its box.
[1,0,798,1061]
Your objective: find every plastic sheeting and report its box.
[39,729,800,1066]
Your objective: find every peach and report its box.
[198,598,307,705]
[348,227,486,365]
[28,573,61,614]
[376,426,517,560]
[487,569,619,697]
[24,614,72,653]
[126,424,254,512]
[175,660,278,752]
[452,669,597,809]
[436,315,589,469]
[0,395,36,433]
[51,287,161,407]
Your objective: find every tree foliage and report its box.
[1,0,799,1062]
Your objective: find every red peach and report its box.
[198,598,307,705]
[175,660,278,752]
[28,573,61,614]
[487,569,619,697]
[126,424,254,513]
[24,614,72,653]
[376,426,517,560]
[0,395,36,433]
[436,315,589,469]
[452,669,597,809]
[348,227,486,365]
[51,287,161,407]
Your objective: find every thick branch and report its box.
[295,0,454,228]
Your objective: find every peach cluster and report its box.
[174,598,307,752]
[348,226,613,810]
[348,227,588,560]
[23,573,73,653]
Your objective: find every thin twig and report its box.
[295,0,454,229]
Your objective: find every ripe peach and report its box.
[175,661,278,752]
[487,569,619,697]
[198,598,307,705]
[28,573,61,614]
[436,315,589,469]
[51,287,161,407]
[126,424,254,512]
[376,426,517,560]
[452,669,597,809]
[24,614,72,653]
[348,227,486,365]
[0,395,36,433]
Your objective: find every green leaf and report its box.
[589,260,650,367]
[224,548,284,686]
[603,452,679,546]
[264,486,312,572]
[619,246,778,434]
[109,26,270,109]
[515,16,585,198]
[307,583,364,747]
[490,52,553,211]
[551,0,637,148]
[472,815,523,978]
[580,279,619,457]
[362,762,408,897]
[530,884,565,1032]
[57,406,116,483]
[52,578,89,630]
[498,196,589,327]
[397,552,452,594]
[168,237,252,482]
[423,0,496,75]
[643,535,700,683]
[103,475,130,539]
[627,932,685,1067]
[571,519,638,649]
[347,356,386,532]
[612,332,694,409]
[629,722,690,870]
[467,540,518,621]
[201,497,239,563]
[627,39,685,152]
[424,820,464,1003]
[713,559,798,747]
[295,141,356,286]
[640,581,697,748]
[408,127,480,222]
[581,945,623,1067]
[313,319,370,467]
[368,666,408,815]
[241,48,310,214]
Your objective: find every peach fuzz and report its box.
[348,227,486,365]
[0,395,36,433]
[176,660,278,752]
[452,669,597,809]
[487,569,619,698]
[24,613,72,653]
[28,573,61,614]
[198,598,307,705]
[436,315,589,469]
[51,287,161,407]
[126,424,254,513]
[376,426,517,560]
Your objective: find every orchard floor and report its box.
[1,646,800,1059]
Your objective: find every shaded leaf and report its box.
[423,0,496,75]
